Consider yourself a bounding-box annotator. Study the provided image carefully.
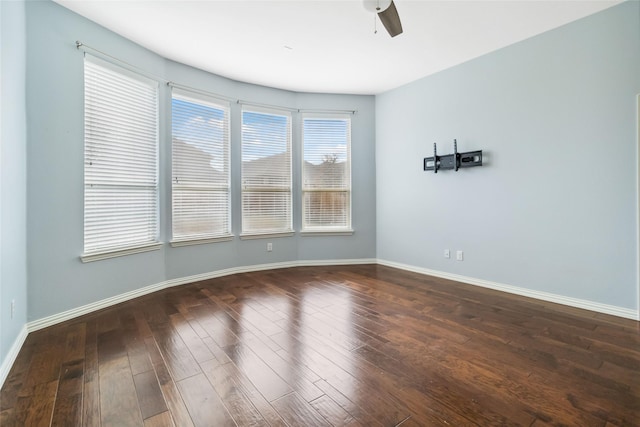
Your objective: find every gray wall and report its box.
[1,0,29,365]
[376,2,639,310]
[25,0,376,321]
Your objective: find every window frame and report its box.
[240,106,294,239]
[81,55,161,262]
[300,113,353,235]
[170,88,232,247]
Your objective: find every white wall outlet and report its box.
[267,242,273,252]
[444,249,450,259]
[11,299,15,319]
[456,250,464,261]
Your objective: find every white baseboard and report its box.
[377,259,640,321]
[27,258,377,333]
[0,325,28,389]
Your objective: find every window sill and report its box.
[81,242,163,263]
[170,235,234,247]
[300,229,354,237]
[240,231,295,240]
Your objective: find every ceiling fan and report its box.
[363,0,403,37]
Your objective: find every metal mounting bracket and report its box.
[423,139,483,173]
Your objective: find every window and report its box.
[241,107,292,236]
[171,89,231,245]
[301,115,352,233]
[82,56,160,261]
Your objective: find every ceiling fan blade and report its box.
[378,0,403,37]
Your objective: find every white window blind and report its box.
[171,89,231,243]
[83,56,159,260]
[241,107,292,236]
[302,115,352,232]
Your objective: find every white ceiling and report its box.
[54,0,622,95]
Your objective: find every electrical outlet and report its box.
[11,300,15,319]
[456,250,464,261]
[444,249,450,259]
[267,242,273,252]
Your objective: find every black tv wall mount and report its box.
[423,139,483,173]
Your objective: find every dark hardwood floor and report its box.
[1,264,639,426]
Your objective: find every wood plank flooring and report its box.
[1,264,639,426]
